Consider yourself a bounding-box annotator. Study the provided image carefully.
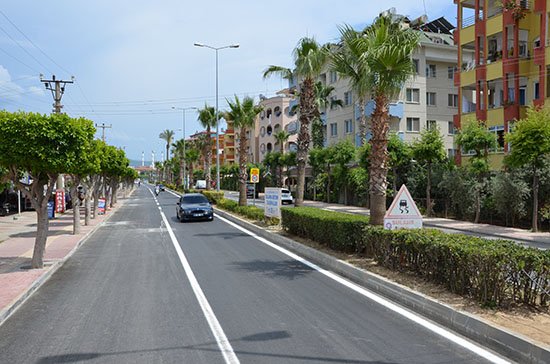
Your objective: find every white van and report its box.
[194,180,207,189]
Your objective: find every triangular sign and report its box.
[384,184,422,219]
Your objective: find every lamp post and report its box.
[172,106,197,189]
[194,42,239,191]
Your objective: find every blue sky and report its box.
[0,1,456,163]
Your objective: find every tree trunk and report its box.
[179,159,184,188]
[70,175,81,235]
[326,165,331,203]
[238,127,248,206]
[532,166,539,232]
[295,77,316,207]
[426,163,432,217]
[392,167,398,196]
[369,93,390,226]
[358,98,367,146]
[474,186,481,224]
[278,165,284,187]
[84,194,91,226]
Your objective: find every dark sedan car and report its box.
[176,193,214,222]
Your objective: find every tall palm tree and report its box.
[197,104,218,190]
[159,129,175,183]
[172,139,185,187]
[313,81,343,148]
[362,15,420,225]
[193,133,210,178]
[185,146,200,189]
[224,95,263,206]
[330,25,371,145]
[274,130,290,187]
[263,37,328,206]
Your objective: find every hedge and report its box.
[216,198,279,225]
[200,190,225,204]
[281,207,550,308]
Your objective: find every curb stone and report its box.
[0,196,129,328]
[214,207,550,364]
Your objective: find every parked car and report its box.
[158,184,165,191]
[281,188,294,205]
[194,180,207,190]
[176,193,214,222]
[246,183,259,198]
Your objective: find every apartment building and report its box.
[223,120,236,165]
[455,0,547,168]
[240,94,298,165]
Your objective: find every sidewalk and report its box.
[300,199,550,249]
[0,200,124,325]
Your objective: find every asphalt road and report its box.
[0,187,510,364]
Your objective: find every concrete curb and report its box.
[214,207,550,364]
[0,195,130,328]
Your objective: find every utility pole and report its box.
[40,74,74,114]
[95,123,112,143]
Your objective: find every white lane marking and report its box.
[147,188,239,364]
[215,214,510,364]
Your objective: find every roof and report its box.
[412,16,455,35]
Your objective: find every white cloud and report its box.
[27,85,44,97]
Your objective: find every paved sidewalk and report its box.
[0,198,127,325]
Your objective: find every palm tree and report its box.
[197,104,218,191]
[274,130,290,187]
[193,133,210,179]
[159,129,175,183]
[185,147,200,189]
[313,81,343,148]
[330,25,371,145]
[172,139,185,187]
[224,95,263,206]
[263,37,328,206]
[362,15,420,225]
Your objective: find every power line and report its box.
[0,24,52,74]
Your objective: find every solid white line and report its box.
[148,188,239,364]
[215,214,510,364]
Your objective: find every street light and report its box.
[194,42,240,191]
[172,106,198,189]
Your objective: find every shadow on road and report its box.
[230,259,314,280]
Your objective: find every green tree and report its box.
[412,127,447,217]
[159,129,175,183]
[362,15,420,225]
[280,151,297,187]
[330,140,356,204]
[264,151,283,187]
[274,130,290,153]
[308,147,329,201]
[387,134,412,195]
[224,96,263,206]
[331,24,371,145]
[264,37,328,206]
[0,112,95,268]
[505,106,550,231]
[312,82,342,148]
[185,146,200,189]
[491,170,529,226]
[172,138,186,187]
[456,120,497,223]
[197,104,218,190]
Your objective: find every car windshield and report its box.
[282,189,290,194]
[182,195,208,204]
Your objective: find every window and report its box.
[260,126,266,137]
[447,149,456,158]
[274,106,281,117]
[426,92,436,106]
[448,121,455,135]
[406,88,420,103]
[266,125,273,136]
[448,94,458,107]
[330,96,338,110]
[412,59,419,74]
[406,117,420,132]
[427,120,437,130]
[535,81,540,100]
[329,71,338,83]
[266,143,273,152]
[266,108,272,119]
[447,66,456,79]
[344,91,353,106]
[426,64,436,78]
[489,126,505,151]
[330,123,338,137]
[344,119,353,134]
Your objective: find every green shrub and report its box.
[201,190,225,204]
[281,207,550,308]
[216,198,279,225]
[281,207,369,252]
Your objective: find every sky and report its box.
[0,1,456,164]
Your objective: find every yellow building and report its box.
[455,0,548,168]
[223,120,236,165]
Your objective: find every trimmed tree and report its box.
[505,106,550,231]
[197,104,218,190]
[0,112,95,268]
[412,127,447,217]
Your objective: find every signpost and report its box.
[55,189,65,213]
[98,198,106,215]
[264,187,282,219]
[250,168,260,206]
[384,184,423,230]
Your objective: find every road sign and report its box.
[384,184,422,230]
[264,188,282,218]
[250,168,260,183]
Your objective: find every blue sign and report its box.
[47,201,55,219]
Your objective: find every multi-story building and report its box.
[239,94,298,165]
[318,13,466,158]
[188,130,220,169]
[455,0,546,168]
[223,120,236,165]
